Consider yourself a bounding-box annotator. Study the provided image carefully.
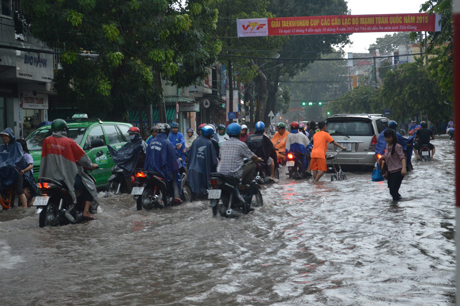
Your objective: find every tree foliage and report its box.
[326,85,381,116]
[23,0,221,121]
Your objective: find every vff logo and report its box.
[242,22,266,31]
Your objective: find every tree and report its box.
[325,85,382,116]
[23,0,221,133]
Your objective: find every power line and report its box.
[218,52,426,61]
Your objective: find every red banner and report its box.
[237,14,441,37]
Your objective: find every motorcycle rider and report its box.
[186,125,218,196]
[39,119,99,220]
[285,122,310,174]
[144,123,182,203]
[239,124,249,142]
[375,120,413,169]
[217,124,229,144]
[146,125,158,144]
[184,128,197,152]
[414,121,435,159]
[0,128,29,208]
[271,122,290,164]
[168,122,186,169]
[218,123,263,186]
[199,123,220,157]
[299,123,309,138]
[246,121,277,182]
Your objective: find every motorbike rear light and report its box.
[287,153,294,160]
[130,175,136,184]
[135,171,146,178]
[376,154,383,159]
[38,182,50,189]
[209,179,222,186]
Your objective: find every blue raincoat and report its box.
[0,128,27,191]
[144,133,181,195]
[375,128,414,167]
[107,134,144,176]
[186,135,217,194]
[168,131,186,166]
[285,129,310,171]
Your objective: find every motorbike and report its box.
[286,152,309,179]
[208,172,263,218]
[106,164,135,194]
[418,144,432,162]
[254,162,279,184]
[34,173,98,228]
[180,172,193,202]
[131,169,172,210]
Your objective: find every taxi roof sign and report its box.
[72,114,88,119]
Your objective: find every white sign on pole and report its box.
[203,99,210,108]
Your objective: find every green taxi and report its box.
[25,116,132,188]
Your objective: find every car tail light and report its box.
[287,153,294,160]
[135,171,146,178]
[130,175,136,184]
[209,179,222,186]
[370,135,377,151]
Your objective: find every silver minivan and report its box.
[325,114,389,166]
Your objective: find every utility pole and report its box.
[228,59,233,122]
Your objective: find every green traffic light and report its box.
[308,102,313,106]
[327,112,331,115]
[318,102,322,105]
[302,102,306,106]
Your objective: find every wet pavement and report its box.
[0,136,455,305]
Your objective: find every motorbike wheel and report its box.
[107,181,120,194]
[252,190,263,207]
[217,195,230,217]
[39,197,59,228]
[137,189,157,210]
[181,184,192,203]
[331,175,337,181]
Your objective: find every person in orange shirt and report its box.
[271,122,290,163]
[311,121,346,182]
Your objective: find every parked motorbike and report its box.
[286,152,308,179]
[34,174,98,228]
[418,144,432,162]
[131,169,173,210]
[106,164,135,194]
[208,172,263,218]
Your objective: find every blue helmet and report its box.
[388,120,397,129]
[201,125,214,137]
[218,124,226,130]
[171,122,179,128]
[227,123,242,136]
[255,121,265,131]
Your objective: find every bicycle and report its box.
[326,151,347,181]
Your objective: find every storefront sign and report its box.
[16,51,53,82]
[237,13,441,37]
[180,103,200,112]
[21,92,48,109]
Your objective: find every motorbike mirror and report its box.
[90,139,105,148]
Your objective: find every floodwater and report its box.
[0,137,455,305]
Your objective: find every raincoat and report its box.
[168,131,186,166]
[0,128,27,191]
[186,135,217,194]
[39,133,98,204]
[285,129,310,171]
[239,132,249,143]
[144,133,181,195]
[375,128,414,168]
[185,133,197,150]
[107,134,145,176]
[246,131,274,164]
[271,130,289,160]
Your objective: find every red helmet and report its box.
[198,123,207,130]
[128,127,140,134]
[290,121,299,129]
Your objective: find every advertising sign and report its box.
[238,13,441,37]
[179,103,200,112]
[21,92,48,109]
[16,51,53,82]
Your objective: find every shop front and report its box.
[20,92,48,138]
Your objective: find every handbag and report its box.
[372,161,385,181]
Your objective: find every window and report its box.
[117,124,130,142]
[103,125,123,145]
[2,0,11,16]
[376,119,388,134]
[26,127,86,151]
[85,126,105,149]
[327,120,374,136]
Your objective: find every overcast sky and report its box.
[343,0,427,54]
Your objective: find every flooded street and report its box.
[0,137,455,305]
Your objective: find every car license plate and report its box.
[286,161,295,167]
[208,189,222,200]
[339,143,355,152]
[422,151,429,156]
[131,187,145,195]
[33,196,50,206]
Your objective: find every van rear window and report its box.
[327,120,374,136]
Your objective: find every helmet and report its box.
[278,122,286,129]
[290,121,299,129]
[51,119,69,133]
[198,123,206,130]
[299,123,305,130]
[421,121,428,128]
[157,123,171,134]
[128,127,140,135]
[241,124,248,130]
[150,125,159,133]
[255,121,265,131]
[227,123,242,136]
[186,128,194,133]
[171,122,179,128]
[218,124,226,130]
[388,120,398,129]
[201,125,214,137]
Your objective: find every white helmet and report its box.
[241,124,248,129]
[205,124,216,132]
